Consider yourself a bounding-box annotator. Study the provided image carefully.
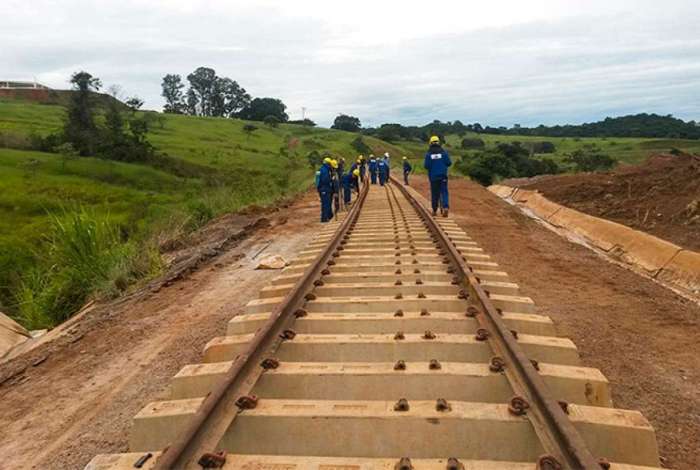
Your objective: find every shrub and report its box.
[564,145,616,172]
[263,115,281,128]
[461,138,485,149]
[350,136,372,155]
[457,142,560,186]
[530,141,556,153]
[307,150,323,169]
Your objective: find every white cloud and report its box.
[1,0,699,127]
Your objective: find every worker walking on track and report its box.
[316,157,334,222]
[402,157,412,185]
[331,159,340,216]
[377,157,388,186]
[359,155,367,182]
[424,135,451,217]
[342,168,354,206]
[368,155,378,184]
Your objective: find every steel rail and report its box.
[389,176,601,469]
[153,180,370,470]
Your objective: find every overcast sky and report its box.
[3,0,699,127]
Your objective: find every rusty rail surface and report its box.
[152,180,370,470]
[388,175,601,469]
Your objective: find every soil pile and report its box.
[520,153,700,251]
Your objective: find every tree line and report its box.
[161,67,291,124]
[329,113,700,141]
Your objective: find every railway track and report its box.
[87,178,661,470]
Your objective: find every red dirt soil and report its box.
[411,175,700,470]
[512,153,700,251]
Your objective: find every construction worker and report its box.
[316,157,334,222]
[368,155,378,184]
[338,157,345,178]
[359,155,367,182]
[377,157,388,186]
[352,168,360,193]
[402,157,412,185]
[331,159,340,216]
[342,168,354,206]
[424,135,452,217]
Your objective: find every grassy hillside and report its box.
[397,132,700,167]
[0,96,408,329]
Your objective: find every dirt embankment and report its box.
[511,153,700,251]
[411,175,700,470]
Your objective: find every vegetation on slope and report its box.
[0,92,406,329]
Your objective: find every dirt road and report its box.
[0,192,323,469]
[411,175,700,470]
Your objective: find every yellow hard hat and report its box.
[402,156,407,160]
[429,135,440,145]
[323,157,332,164]
[330,159,338,169]
[356,158,361,163]
[353,169,360,177]
[358,155,364,160]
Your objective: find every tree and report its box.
[186,67,217,116]
[213,77,251,117]
[63,71,102,155]
[331,114,361,132]
[239,97,289,122]
[125,96,144,113]
[161,74,185,114]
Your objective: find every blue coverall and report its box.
[368,158,377,184]
[377,160,388,186]
[342,172,353,205]
[423,145,452,213]
[403,160,412,185]
[317,163,333,222]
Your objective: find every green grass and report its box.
[442,133,700,166]
[0,96,411,328]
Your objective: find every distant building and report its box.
[0,80,50,90]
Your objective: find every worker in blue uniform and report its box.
[330,159,340,216]
[316,157,334,222]
[377,157,388,186]
[368,155,378,184]
[423,135,452,217]
[342,168,353,206]
[402,157,412,185]
[338,157,345,179]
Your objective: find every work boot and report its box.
[432,209,437,216]
[442,208,448,217]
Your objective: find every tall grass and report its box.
[12,207,162,329]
